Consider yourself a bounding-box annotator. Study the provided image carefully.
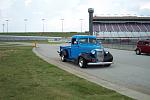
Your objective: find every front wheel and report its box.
[78,57,87,68]
[105,64,111,67]
[61,54,66,62]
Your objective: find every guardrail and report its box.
[0,35,62,41]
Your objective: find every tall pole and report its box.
[80,19,83,33]
[6,20,9,33]
[24,19,28,33]
[2,24,5,33]
[60,19,64,32]
[88,8,94,35]
[42,19,45,33]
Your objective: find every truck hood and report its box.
[79,44,103,53]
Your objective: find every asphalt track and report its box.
[33,44,150,100]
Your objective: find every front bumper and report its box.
[87,62,113,65]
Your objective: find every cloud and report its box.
[32,11,43,15]
[140,2,150,10]
[0,0,16,10]
[24,0,32,7]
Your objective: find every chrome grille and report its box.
[96,51,104,62]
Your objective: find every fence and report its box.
[96,32,150,50]
[98,37,150,50]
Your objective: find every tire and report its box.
[61,50,68,62]
[136,49,141,55]
[105,64,111,67]
[78,57,87,68]
[61,54,66,62]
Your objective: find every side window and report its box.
[138,41,142,45]
[138,41,150,46]
[143,42,146,45]
[89,38,96,44]
[72,38,77,45]
[79,38,88,44]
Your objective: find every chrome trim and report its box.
[96,50,104,62]
[87,62,113,65]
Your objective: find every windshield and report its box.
[79,38,97,44]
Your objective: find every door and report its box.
[71,38,80,59]
[141,41,149,53]
[138,41,145,53]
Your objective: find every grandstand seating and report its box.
[93,23,150,32]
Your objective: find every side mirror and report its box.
[74,41,78,44]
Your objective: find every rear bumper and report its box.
[87,62,113,65]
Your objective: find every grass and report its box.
[0,42,23,47]
[0,32,88,37]
[0,46,133,100]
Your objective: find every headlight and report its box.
[103,48,109,54]
[105,51,109,54]
[91,50,96,55]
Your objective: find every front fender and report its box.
[78,53,93,62]
[104,52,113,62]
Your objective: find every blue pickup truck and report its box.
[58,35,113,68]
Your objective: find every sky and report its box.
[0,0,150,32]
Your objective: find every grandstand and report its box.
[93,16,150,38]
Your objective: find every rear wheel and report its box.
[78,57,87,68]
[136,49,141,55]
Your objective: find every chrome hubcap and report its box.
[61,55,64,61]
[79,59,83,67]
[136,50,140,54]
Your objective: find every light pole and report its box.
[42,19,45,33]
[80,19,83,33]
[5,20,9,33]
[2,24,5,33]
[24,19,28,33]
[60,19,64,32]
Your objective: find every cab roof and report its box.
[138,39,150,43]
[72,35,96,39]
